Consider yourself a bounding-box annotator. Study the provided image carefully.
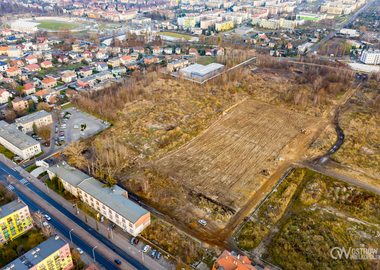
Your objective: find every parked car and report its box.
[134,238,139,245]
[76,248,83,254]
[42,221,50,228]
[130,237,135,245]
[198,219,207,226]
[151,249,157,258]
[44,214,51,221]
[143,245,150,253]
[114,259,121,265]
[110,223,115,230]
[55,128,58,133]
[156,252,162,259]
[100,216,104,222]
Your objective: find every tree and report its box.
[32,122,38,134]
[7,97,12,108]
[36,102,51,112]
[16,86,25,94]
[360,26,366,35]
[37,128,51,141]
[4,110,16,122]
[62,141,87,168]
[28,100,36,112]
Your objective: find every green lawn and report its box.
[37,21,79,30]
[197,57,216,65]
[0,145,16,160]
[159,32,193,41]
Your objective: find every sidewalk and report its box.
[9,158,170,270]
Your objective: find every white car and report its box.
[143,245,150,253]
[198,219,207,226]
[76,248,84,254]
[44,214,51,221]
[42,221,50,228]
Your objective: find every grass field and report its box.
[159,32,193,41]
[197,57,216,65]
[36,21,79,30]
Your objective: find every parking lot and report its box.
[56,107,107,143]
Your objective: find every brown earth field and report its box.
[156,99,320,212]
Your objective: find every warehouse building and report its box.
[1,235,73,270]
[14,110,53,134]
[0,121,41,160]
[179,63,224,82]
[360,50,380,65]
[47,162,151,236]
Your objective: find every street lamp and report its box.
[69,229,73,244]
[92,246,97,262]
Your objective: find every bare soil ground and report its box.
[156,99,319,211]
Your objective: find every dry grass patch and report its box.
[156,100,319,211]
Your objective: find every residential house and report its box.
[0,61,9,71]
[130,53,139,61]
[41,60,53,68]
[0,89,12,104]
[61,71,77,83]
[96,62,108,72]
[47,161,151,236]
[32,89,48,103]
[11,59,24,67]
[78,75,97,88]
[133,47,144,54]
[0,46,11,55]
[212,250,267,270]
[120,55,132,65]
[2,29,12,36]
[112,66,126,76]
[25,54,37,65]
[41,76,57,89]
[7,48,22,57]
[18,73,28,81]
[143,55,158,65]
[58,55,69,63]
[205,49,213,56]
[167,59,189,72]
[80,67,92,77]
[23,83,36,95]
[213,47,225,56]
[11,97,28,111]
[286,43,293,50]
[82,51,92,59]
[125,61,138,70]
[96,70,112,81]
[0,73,2,81]
[175,47,181,54]
[96,50,106,59]
[152,46,161,55]
[3,78,13,84]
[36,37,48,43]
[25,63,41,72]
[66,90,78,98]
[164,47,173,54]
[107,57,120,68]
[6,66,21,77]
[189,48,198,55]
[44,52,53,60]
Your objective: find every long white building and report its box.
[360,50,380,65]
[0,121,41,159]
[47,162,151,236]
[10,21,40,33]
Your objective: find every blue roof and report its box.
[0,61,7,66]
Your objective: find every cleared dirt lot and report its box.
[157,99,319,211]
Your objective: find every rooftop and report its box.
[1,236,68,270]
[0,199,27,219]
[0,121,39,150]
[11,21,40,29]
[15,110,51,125]
[48,162,92,187]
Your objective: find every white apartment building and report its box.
[47,162,151,236]
[0,121,41,159]
[0,90,12,104]
[360,50,380,65]
[14,110,53,133]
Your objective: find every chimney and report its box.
[122,192,128,199]
[17,199,21,203]
[237,255,240,260]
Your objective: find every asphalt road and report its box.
[0,161,149,270]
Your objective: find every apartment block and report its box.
[1,235,73,270]
[14,110,53,134]
[0,199,33,245]
[47,162,150,236]
[360,50,380,65]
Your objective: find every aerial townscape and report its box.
[0,0,379,268]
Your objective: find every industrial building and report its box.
[0,199,33,245]
[167,59,189,73]
[0,121,41,160]
[47,162,151,236]
[1,235,73,270]
[14,110,53,134]
[179,63,224,82]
